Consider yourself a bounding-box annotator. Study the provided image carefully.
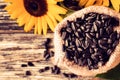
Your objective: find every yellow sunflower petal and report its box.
[24,16,35,32]
[54,0,63,2]
[47,12,57,27]
[48,4,67,14]
[54,14,63,22]
[9,0,24,19]
[94,0,103,6]
[34,19,38,34]
[4,4,11,11]
[111,0,120,12]
[4,0,14,2]
[41,16,48,35]
[10,8,23,19]
[10,0,19,4]
[51,5,67,14]
[17,12,28,26]
[37,17,42,35]
[102,0,109,6]
[7,4,18,14]
[46,0,57,4]
[45,15,55,32]
[4,0,22,13]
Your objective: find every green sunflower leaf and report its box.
[96,64,120,80]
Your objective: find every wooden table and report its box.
[0,0,106,80]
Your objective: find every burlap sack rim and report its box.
[54,6,120,76]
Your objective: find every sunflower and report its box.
[4,0,67,35]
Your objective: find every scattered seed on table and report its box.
[39,69,45,73]
[43,50,50,60]
[63,73,78,78]
[50,51,54,57]
[45,38,51,50]
[28,62,34,66]
[44,66,50,71]
[51,65,61,74]
[46,38,51,44]
[21,64,27,67]
[25,71,31,76]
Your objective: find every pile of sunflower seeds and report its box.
[60,12,120,70]
[43,38,78,78]
[44,38,54,60]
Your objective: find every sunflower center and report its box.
[24,0,48,17]
[29,2,38,11]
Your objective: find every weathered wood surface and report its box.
[0,0,105,80]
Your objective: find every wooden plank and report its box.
[0,32,89,80]
[0,1,104,80]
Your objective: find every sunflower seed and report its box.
[90,32,95,37]
[112,40,119,48]
[66,27,72,33]
[86,16,95,21]
[93,65,98,69]
[93,22,98,32]
[77,58,82,66]
[65,40,69,47]
[98,38,108,49]
[71,22,76,31]
[51,65,61,74]
[75,38,80,47]
[107,49,114,55]
[82,59,87,66]
[90,26,95,32]
[39,69,45,73]
[86,33,92,39]
[44,38,51,50]
[96,14,100,20]
[81,14,85,20]
[77,47,83,52]
[81,26,85,31]
[107,38,112,44]
[101,14,109,20]
[21,64,27,67]
[106,26,113,35]
[82,41,89,49]
[26,71,31,76]
[63,73,78,78]
[87,58,92,67]
[44,50,50,60]
[96,33,99,39]
[76,18,84,24]
[90,48,94,54]
[110,31,117,41]
[74,56,78,63]
[99,28,104,37]
[44,66,50,71]
[77,28,82,32]
[75,32,79,37]
[62,44,66,52]
[117,33,120,40]
[95,20,101,28]
[28,62,34,66]
[50,51,54,57]
[61,31,67,40]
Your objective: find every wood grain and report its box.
[0,0,105,80]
